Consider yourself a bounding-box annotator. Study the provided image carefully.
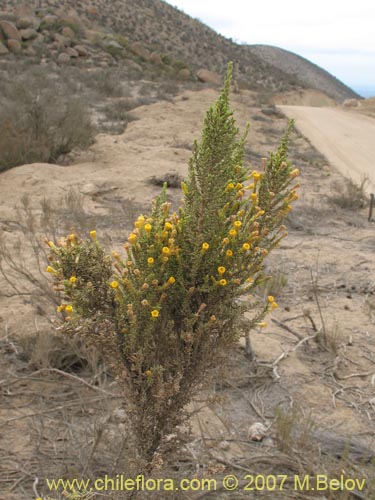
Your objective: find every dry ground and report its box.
[1,87,375,500]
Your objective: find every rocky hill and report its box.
[0,0,358,100]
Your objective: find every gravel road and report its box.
[279,105,375,193]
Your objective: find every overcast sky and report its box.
[164,0,375,95]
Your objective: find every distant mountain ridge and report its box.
[0,0,359,101]
[246,45,359,102]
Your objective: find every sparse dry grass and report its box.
[256,269,288,300]
[329,177,369,210]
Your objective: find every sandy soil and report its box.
[1,88,375,499]
[279,105,375,193]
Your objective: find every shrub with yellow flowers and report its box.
[47,63,299,464]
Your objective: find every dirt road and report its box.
[278,105,375,193]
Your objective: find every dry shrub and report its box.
[329,177,368,209]
[0,72,95,172]
[261,105,284,119]
[147,171,184,188]
[46,64,300,467]
[18,330,102,374]
[0,190,94,308]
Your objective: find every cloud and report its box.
[304,51,375,87]
[165,0,375,87]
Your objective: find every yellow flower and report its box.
[289,191,299,201]
[141,299,149,306]
[128,233,137,244]
[57,305,65,313]
[226,249,233,257]
[210,315,216,321]
[110,281,119,289]
[218,266,226,275]
[144,223,152,232]
[46,265,57,274]
[271,302,279,309]
[147,257,154,265]
[168,276,176,284]
[202,242,210,251]
[112,251,120,259]
[253,172,261,182]
[89,230,97,241]
[236,182,243,190]
[226,182,235,191]
[229,229,237,237]
[151,309,159,318]
[145,369,152,378]
[219,279,227,286]
[267,295,275,303]
[65,305,73,314]
[246,183,255,191]
[223,237,230,245]
[257,321,267,328]
[233,220,242,228]
[164,222,173,230]
[251,193,258,202]
[246,277,254,284]
[242,243,250,251]
[46,240,56,249]
[290,168,300,178]
[69,276,77,284]
[135,215,145,228]
[162,247,170,255]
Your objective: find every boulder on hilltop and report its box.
[196,69,221,85]
[20,28,38,41]
[0,41,9,54]
[0,20,20,40]
[7,39,21,53]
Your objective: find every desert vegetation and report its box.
[0,2,375,499]
[0,76,374,500]
[0,72,94,171]
[0,61,189,171]
[45,65,299,465]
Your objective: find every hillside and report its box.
[0,0,358,100]
[247,44,359,102]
